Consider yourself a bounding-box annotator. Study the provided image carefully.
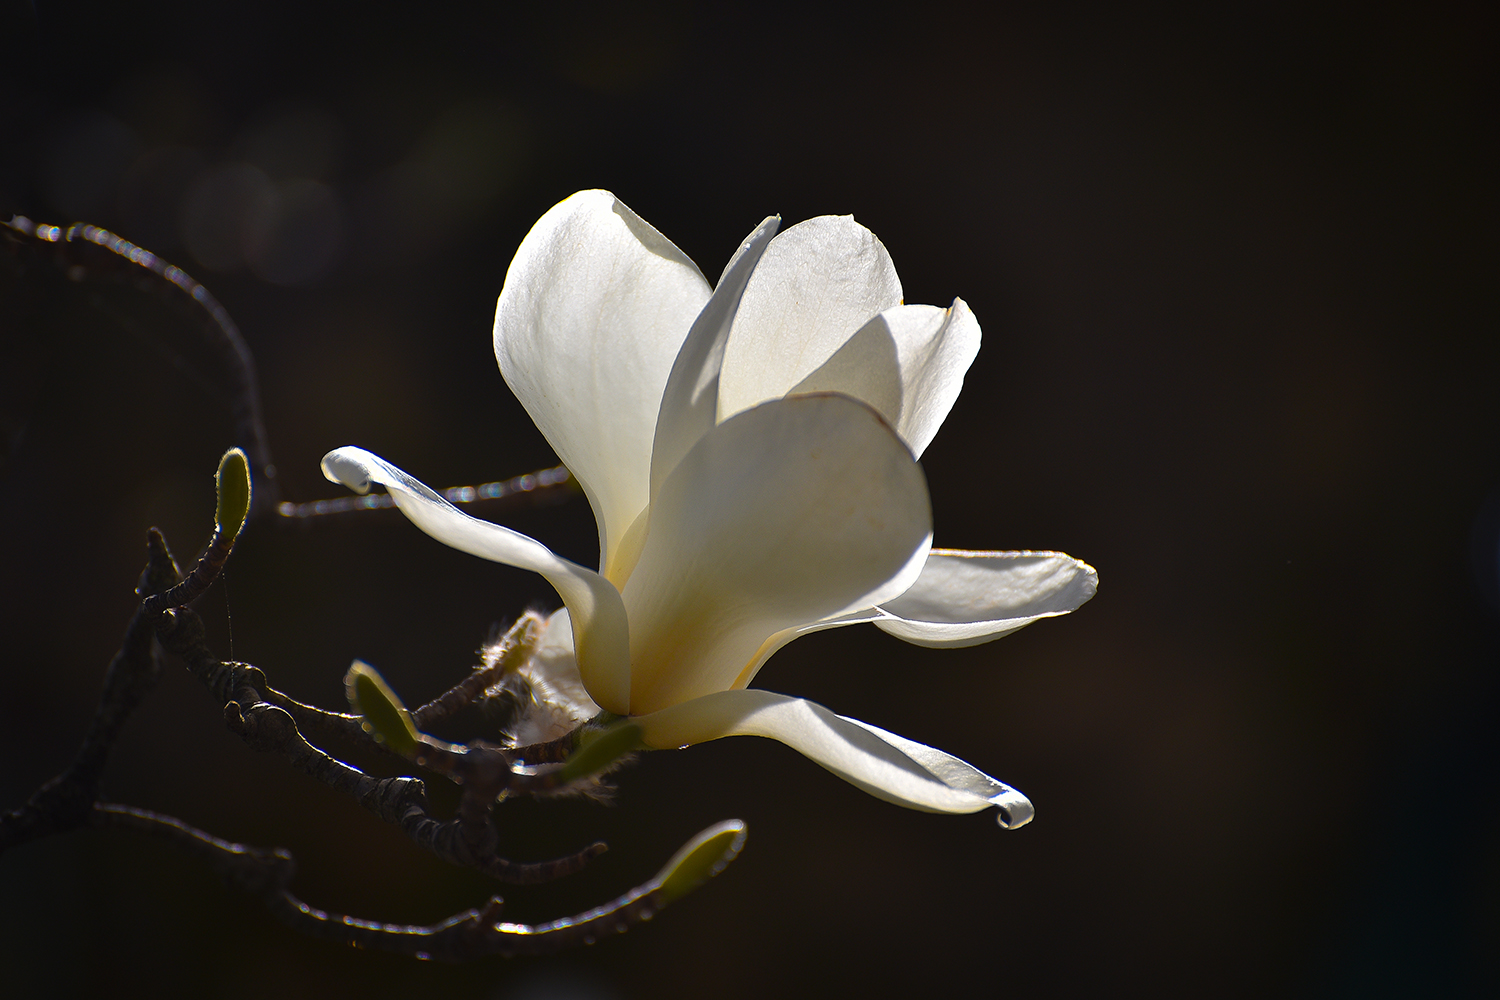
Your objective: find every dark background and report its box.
[2,2,1496,997]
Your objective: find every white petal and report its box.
[493,190,712,581]
[788,299,982,458]
[621,394,932,715]
[321,447,632,714]
[717,215,903,422]
[726,609,884,691]
[632,689,1032,826]
[505,608,603,747]
[874,550,1098,648]
[650,215,780,502]
[734,549,1098,675]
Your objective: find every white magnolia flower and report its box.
[323,190,1096,828]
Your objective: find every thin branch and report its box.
[92,803,295,895]
[411,612,542,731]
[0,530,181,850]
[275,465,577,523]
[92,804,742,961]
[1,221,748,959]
[259,687,385,751]
[154,596,606,884]
[3,215,279,513]
[141,526,236,616]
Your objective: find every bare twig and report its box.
[1,221,748,959]
[3,215,581,526]
[411,613,542,732]
[93,803,744,961]
[0,530,180,850]
[276,465,577,523]
[154,590,607,883]
[2,215,278,513]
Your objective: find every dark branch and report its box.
[91,803,722,961]
[2,215,279,514]
[1,220,747,960]
[0,530,180,850]
[412,613,542,731]
[153,589,608,883]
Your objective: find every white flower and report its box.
[323,190,1096,828]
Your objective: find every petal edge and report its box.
[632,689,1031,825]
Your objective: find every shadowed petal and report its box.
[493,190,712,580]
[729,549,1098,686]
[875,550,1098,647]
[321,446,632,714]
[632,689,1032,826]
[622,394,932,715]
[788,299,982,458]
[650,214,780,503]
[717,215,903,423]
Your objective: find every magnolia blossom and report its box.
[323,190,1096,828]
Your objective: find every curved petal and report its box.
[493,190,712,580]
[732,549,1099,678]
[650,215,780,503]
[874,550,1098,648]
[788,299,982,458]
[727,609,885,691]
[632,689,1032,826]
[321,447,632,714]
[717,215,903,423]
[622,394,932,715]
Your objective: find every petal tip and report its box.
[321,447,372,494]
[993,789,1035,830]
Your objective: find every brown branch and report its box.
[4,218,585,530]
[411,613,543,732]
[140,529,235,615]
[3,215,279,514]
[260,687,386,751]
[92,803,742,961]
[0,530,181,850]
[153,594,607,884]
[0,220,749,959]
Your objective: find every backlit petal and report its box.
[788,299,981,458]
[650,215,780,502]
[321,446,632,714]
[875,550,1098,648]
[717,215,902,422]
[632,689,1032,826]
[622,394,932,714]
[493,190,711,580]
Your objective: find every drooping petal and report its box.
[493,190,712,581]
[834,714,1035,827]
[717,215,903,423]
[874,550,1098,648]
[788,299,982,458]
[631,689,1032,826]
[622,394,933,715]
[321,447,632,714]
[650,215,780,502]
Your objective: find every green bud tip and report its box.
[559,721,645,785]
[215,448,252,538]
[345,661,421,757]
[654,819,748,906]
